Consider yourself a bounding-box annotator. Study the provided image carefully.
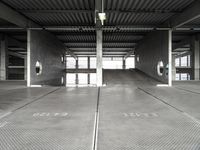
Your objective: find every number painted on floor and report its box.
[123,112,159,118]
[33,112,68,117]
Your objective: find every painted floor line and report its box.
[0,112,12,120]
[0,88,60,120]
[138,87,200,125]
[175,86,200,95]
[92,87,100,150]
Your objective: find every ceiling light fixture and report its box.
[98,12,106,25]
[98,0,106,25]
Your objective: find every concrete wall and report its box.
[191,35,200,80]
[135,30,171,84]
[0,34,8,80]
[27,30,66,86]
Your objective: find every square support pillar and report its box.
[193,39,200,80]
[0,35,8,80]
[123,58,126,70]
[96,30,103,86]
[168,30,172,86]
[88,57,90,84]
[75,58,79,84]
[27,30,31,86]
[172,54,176,81]
[24,56,27,80]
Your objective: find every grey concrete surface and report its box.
[96,30,103,86]
[0,35,8,80]
[140,80,200,120]
[104,69,159,87]
[27,30,66,86]
[135,31,171,84]
[0,70,200,149]
[99,70,200,149]
[174,81,200,93]
[0,82,58,115]
[0,87,98,150]
[0,81,26,92]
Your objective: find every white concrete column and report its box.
[96,30,103,86]
[75,58,78,84]
[27,29,31,87]
[88,57,90,84]
[172,54,176,81]
[193,39,200,80]
[168,30,172,86]
[123,58,126,70]
[190,36,200,80]
[0,35,8,80]
[24,56,27,80]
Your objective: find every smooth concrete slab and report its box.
[104,70,159,86]
[0,71,200,149]
[140,83,200,121]
[173,81,200,94]
[0,81,26,93]
[98,70,200,149]
[0,87,98,150]
[0,84,58,116]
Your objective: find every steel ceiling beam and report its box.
[72,50,130,52]
[172,36,194,50]
[124,49,135,59]
[1,26,200,31]
[163,0,200,28]
[19,9,181,14]
[0,2,77,58]
[66,45,134,48]
[63,41,138,44]
[69,48,133,51]
[0,2,40,28]
[64,42,137,44]
[8,51,25,59]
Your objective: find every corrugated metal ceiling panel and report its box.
[105,12,174,25]
[105,0,194,11]
[2,0,195,27]
[26,12,94,26]
[57,34,95,42]
[3,0,94,10]
[1,0,198,56]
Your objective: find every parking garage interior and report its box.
[0,0,200,149]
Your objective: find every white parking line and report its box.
[0,112,12,120]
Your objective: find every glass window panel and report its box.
[188,55,191,67]
[181,73,188,80]
[126,57,135,69]
[103,57,123,69]
[78,57,87,69]
[188,74,190,80]
[90,57,96,69]
[103,57,112,61]
[78,73,88,84]
[66,57,75,69]
[113,57,123,61]
[175,58,180,67]
[67,73,76,84]
[175,73,180,80]
[181,56,187,67]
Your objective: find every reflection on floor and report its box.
[0,70,200,149]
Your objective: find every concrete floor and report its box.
[0,70,200,149]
